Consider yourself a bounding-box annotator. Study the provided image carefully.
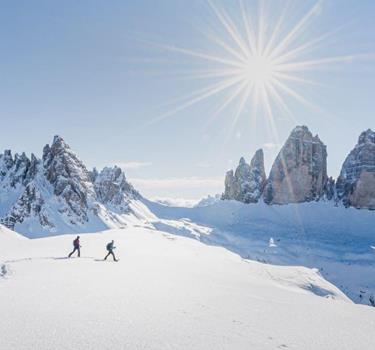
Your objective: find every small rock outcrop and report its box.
[264,126,328,204]
[222,149,266,203]
[336,129,375,209]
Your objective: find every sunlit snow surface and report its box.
[1,224,375,350]
[145,199,375,305]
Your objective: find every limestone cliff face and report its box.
[336,129,375,209]
[223,149,266,203]
[264,126,328,204]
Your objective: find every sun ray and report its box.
[265,82,297,123]
[238,0,257,55]
[203,80,250,130]
[207,0,250,59]
[273,72,321,87]
[270,78,321,112]
[201,30,248,63]
[269,1,323,59]
[262,0,291,57]
[273,25,347,65]
[148,41,245,68]
[224,83,253,145]
[146,75,246,126]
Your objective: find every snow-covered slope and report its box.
[144,199,375,305]
[1,226,375,350]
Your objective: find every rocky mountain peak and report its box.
[358,129,375,145]
[93,166,139,212]
[264,125,328,204]
[223,149,266,203]
[336,129,375,209]
[239,157,246,166]
[42,136,96,224]
[0,150,14,179]
[1,150,14,167]
[250,149,265,169]
[290,125,310,135]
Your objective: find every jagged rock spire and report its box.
[223,149,266,203]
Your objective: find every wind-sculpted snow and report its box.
[2,226,375,350]
[144,198,375,306]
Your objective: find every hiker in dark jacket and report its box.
[68,236,81,258]
[104,240,118,261]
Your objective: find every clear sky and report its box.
[0,0,374,199]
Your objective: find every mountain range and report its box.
[223,125,375,209]
[1,125,374,236]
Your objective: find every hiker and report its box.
[68,236,81,258]
[104,240,118,261]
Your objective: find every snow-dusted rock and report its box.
[0,135,142,235]
[0,150,39,219]
[0,150,14,180]
[93,166,139,213]
[42,135,96,224]
[2,177,54,230]
[264,126,328,204]
[223,149,266,203]
[336,129,375,209]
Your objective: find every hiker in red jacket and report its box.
[68,236,81,258]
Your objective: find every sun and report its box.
[146,0,366,139]
[242,55,276,86]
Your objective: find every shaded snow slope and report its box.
[2,227,375,350]
[143,199,375,305]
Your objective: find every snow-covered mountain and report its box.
[0,136,146,236]
[2,225,375,350]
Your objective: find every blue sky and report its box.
[0,0,374,199]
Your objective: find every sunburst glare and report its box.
[145,0,372,141]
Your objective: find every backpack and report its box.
[106,243,112,251]
[73,238,80,247]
